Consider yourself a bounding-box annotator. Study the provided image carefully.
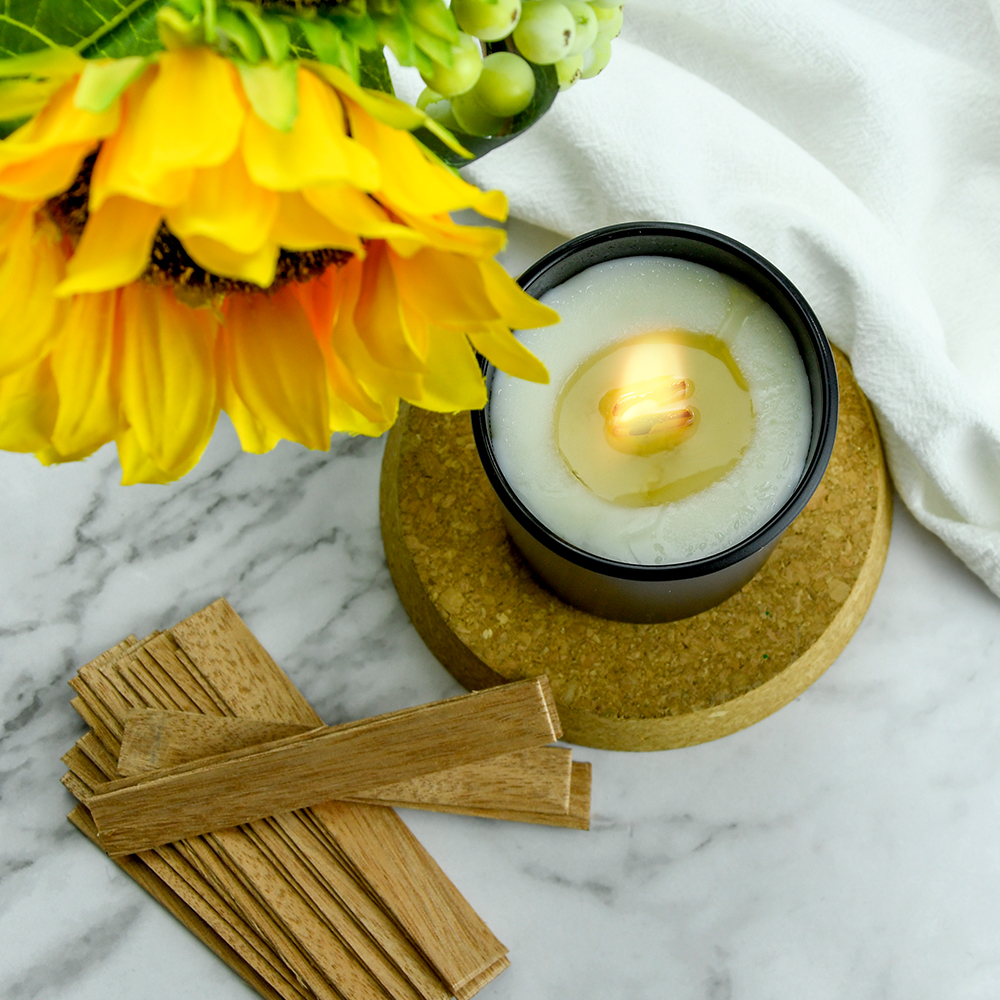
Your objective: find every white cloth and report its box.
[463,0,1000,599]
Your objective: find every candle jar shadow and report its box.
[472,222,839,623]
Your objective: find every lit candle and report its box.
[471,224,838,623]
[488,256,812,566]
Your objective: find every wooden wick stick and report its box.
[88,677,561,855]
[117,709,575,820]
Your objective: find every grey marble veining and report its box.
[3,221,1000,1000]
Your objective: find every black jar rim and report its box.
[470,221,839,583]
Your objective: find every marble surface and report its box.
[3,220,1000,1000]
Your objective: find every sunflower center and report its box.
[45,147,353,304]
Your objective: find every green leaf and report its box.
[0,46,84,77]
[215,7,263,63]
[0,0,171,60]
[403,0,458,43]
[74,54,148,112]
[231,3,289,64]
[358,46,392,94]
[297,16,342,65]
[409,22,454,68]
[237,58,297,130]
[373,11,416,65]
[326,7,378,51]
[155,5,205,49]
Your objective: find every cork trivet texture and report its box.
[380,349,892,751]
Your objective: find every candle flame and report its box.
[599,376,698,456]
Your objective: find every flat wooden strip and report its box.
[143,632,230,716]
[89,678,559,854]
[61,744,107,790]
[351,747,570,816]
[66,639,347,1000]
[268,813,449,1000]
[62,770,93,800]
[68,677,124,741]
[182,834,344,1000]
[312,801,507,996]
[117,711,311,776]
[132,646,203,712]
[119,656,183,712]
[69,695,122,760]
[212,828,396,1000]
[147,843,311,1000]
[170,599,321,727]
[117,710,572,818]
[453,955,511,1000]
[243,822,425,1000]
[90,662,147,723]
[71,603,516,999]
[76,731,120,778]
[68,806,291,1000]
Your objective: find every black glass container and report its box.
[471,222,839,623]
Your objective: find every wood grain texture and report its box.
[118,710,573,819]
[311,800,507,996]
[171,599,513,995]
[63,601,525,998]
[68,806,292,1000]
[170,599,321,726]
[117,711,310,776]
[380,348,892,750]
[89,677,560,854]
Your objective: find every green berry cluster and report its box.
[418,0,625,137]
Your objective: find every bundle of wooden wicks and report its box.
[61,599,590,1000]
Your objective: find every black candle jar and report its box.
[471,222,839,624]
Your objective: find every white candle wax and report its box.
[489,256,813,565]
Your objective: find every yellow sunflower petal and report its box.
[118,283,219,475]
[115,424,198,485]
[49,290,120,458]
[327,257,421,405]
[389,208,506,259]
[354,242,426,371]
[242,66,379,192]
[478,257,562,329]
[0,77,68,123]
[0,211,68,376]
[343,95,507,220]
[391,246,501,330]
[180,232,278,287]
[268,192,361,253]
[0,197,29,248]
[129,48,244,182]
[405,329,487,413]
[90,68,194,211]
[468,322,550,384]
[303,182,415,242]
[305,63,472,159]
[223,287,330,451]
[0,77,120,199]
[215,331,282,454]
[0,357,57,452]
[56,196,161,296]
[165,152,279,254]
[324,357,397,435]
[290,269,394,430]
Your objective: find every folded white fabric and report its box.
[464,0,1000,599]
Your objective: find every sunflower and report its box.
[0,37,555,484]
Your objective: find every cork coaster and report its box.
[380,349,892,751]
